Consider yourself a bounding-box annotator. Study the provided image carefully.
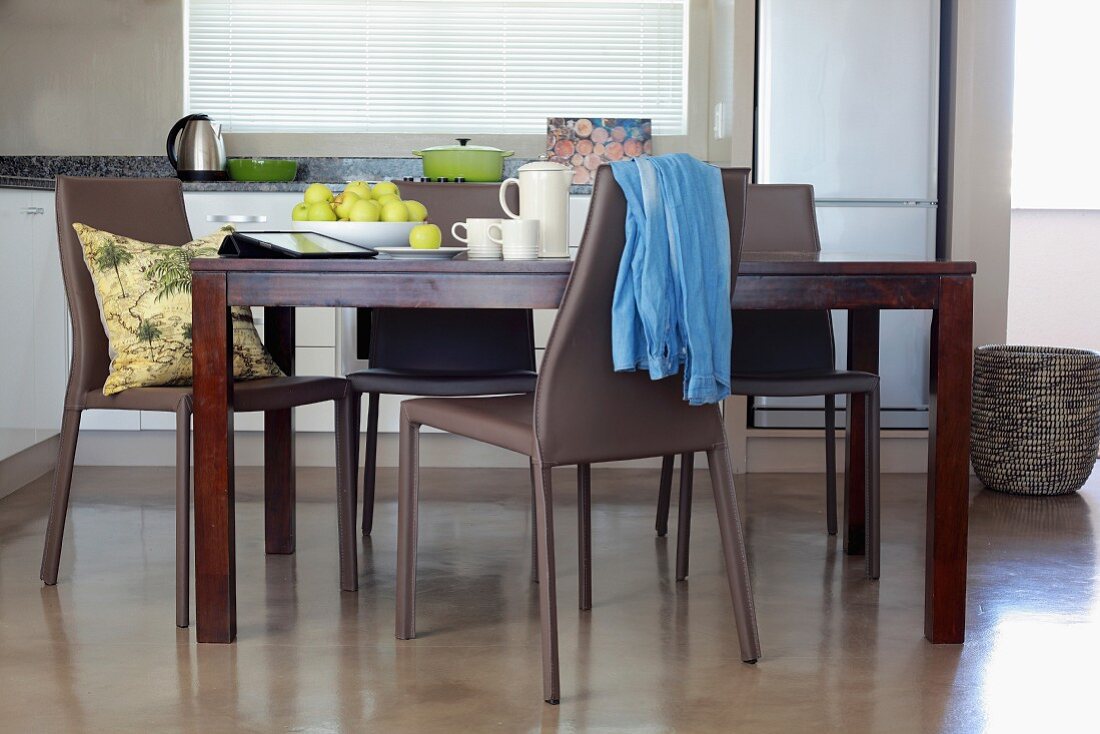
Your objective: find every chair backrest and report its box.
[730,183,835,375]
[369,308,535,375]
[54,176,194,408]
[367,181,534,375]
[534,165,750,466]
[397,181,518,247]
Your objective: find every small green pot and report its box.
[227,158,298,182]
[413,139,514,182]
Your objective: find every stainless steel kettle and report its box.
[166,114,227,181]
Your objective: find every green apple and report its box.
[307,202,338,221]
[381,201,410,222]
[291,202,310,221]
[334,191,360,219]
[349,199,381,222]
[409,223,442,249]
[376,193,402,208]
[371,181,400,200]
[304,183,335,204]
[344,181,372,200]
[404,199,428,222]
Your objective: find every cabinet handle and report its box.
[21,207,45,215]
[207,214,268,223]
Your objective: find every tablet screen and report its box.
[245,232,374,257]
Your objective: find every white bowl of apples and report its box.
[289,181,426,248]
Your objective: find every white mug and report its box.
[451,218,501,248]
[488,218,540,259]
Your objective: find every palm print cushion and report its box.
[74,223,282,395]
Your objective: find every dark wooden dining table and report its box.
[189,252,976,647]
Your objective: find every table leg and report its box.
[925,277,972,643]
[192,273,236,643]
[844,309,879,555]
[264,307,296,555]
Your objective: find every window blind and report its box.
[186,0,688,135]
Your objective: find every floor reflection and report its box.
[972,489,1098,732]
[0,466,1098,731]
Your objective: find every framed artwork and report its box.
[546,117,653,184]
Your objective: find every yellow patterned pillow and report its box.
[74,223,283,395]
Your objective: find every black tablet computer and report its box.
[220,231,378,259]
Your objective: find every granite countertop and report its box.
[0,156,594,195]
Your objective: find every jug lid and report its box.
[518,160,572,173]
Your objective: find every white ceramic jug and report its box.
[499,160,574,258]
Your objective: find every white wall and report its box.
[1007,209,1100,349]
[943,0,1017,348]
[0,0,183,155]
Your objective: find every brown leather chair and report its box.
[393,167,760,704]
[346,182,537,537]
[656,183,881,581]
[42,176,359,628]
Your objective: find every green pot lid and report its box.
[415,138,513,155]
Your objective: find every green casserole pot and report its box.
[413,139,514,182]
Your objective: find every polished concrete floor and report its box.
[1,464,1098,733]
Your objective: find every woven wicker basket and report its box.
[971,345,1100,495]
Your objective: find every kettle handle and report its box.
[499,178,521,220]
[166,115,194,171]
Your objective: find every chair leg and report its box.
[825,394,838,535]
[176,399,192,628]
[529,460,539,584]
[40,408,81,586]
[361,392,380,536]
[706,441,762,664]
[395,415,421,640]
[335,394,359,592]
[532,460,561,704]
[655,455,674,537]
[675,452,694,581]
[866,387,881,580]
[577,464,592,611]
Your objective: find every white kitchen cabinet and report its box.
[296,308,335,347]
[294,347,338,432]
[183,191,302,237]
[30,190,66,441]
[0,189,67,461]
[183,193,336,349]
[0,190,40,459]
[533,310,556,349]
[80,409,141,431]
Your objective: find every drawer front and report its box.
[182,192,302,237]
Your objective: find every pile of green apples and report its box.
[291,181,428,223]
[291,181,443,249]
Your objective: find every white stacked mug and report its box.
[488,219,540,260]
[452,218,502,259]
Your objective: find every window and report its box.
[186,0,689,136]
[1012,0,1100,209]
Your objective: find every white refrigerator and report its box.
[753,0,941,429]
